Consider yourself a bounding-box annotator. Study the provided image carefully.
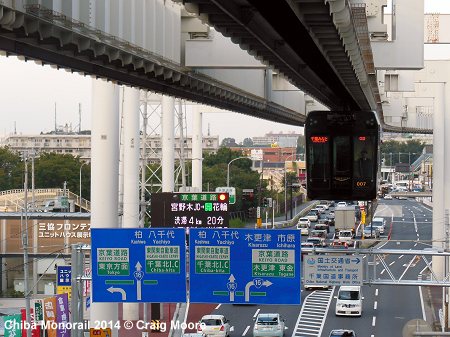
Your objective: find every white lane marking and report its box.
[291,288,334,337]
[375,289,379,296]
[380,269,385,275]
[389,261,396,266]
[374,301,377,310]
[419,285,426,321]
[419,265,428,321]
[253,308,260,318]
[215,304,221,310]
[182,301,191,333]
[399,255,404,259]
[414,243,418,247]
[372,316,376,326]
[242,326,250,336]
[399,256,417,281]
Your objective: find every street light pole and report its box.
[227,156,248,187]
[284,153,297,221]
[79,162,86,211]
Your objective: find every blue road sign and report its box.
[189,228,301,305]
[57,266,72,286]
[91,228,186,303]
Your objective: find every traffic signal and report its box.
[262,197,268,207]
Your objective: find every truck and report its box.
[334,206,356,235]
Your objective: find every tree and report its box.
[296,135,305,156]
[221,137,238,147]
[202,148,261,211]
[0,147,23,191]
[381,139,425,166]
[34,153,91,200]
[242,137,253,147]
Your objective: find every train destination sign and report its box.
[151,192,229,228]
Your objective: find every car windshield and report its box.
[340,232,351,237]
[256,316,279,325]
[202,319,222,326]
[338,290,360,300]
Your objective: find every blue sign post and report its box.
[91,228,186,303]
[189,228,301,305]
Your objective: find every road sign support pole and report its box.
[71,244,84,337]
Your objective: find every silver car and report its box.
[198,315,231,337]
[253,313,285,337]
[363,226,380,238]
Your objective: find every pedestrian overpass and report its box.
[0,188,90,212]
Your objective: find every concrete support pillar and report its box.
[122,86,141,321]
[445,82,450,227]
[90,79,120,337]
[162,95,175,192]
[192,109,203,191]
[432,83,446,279]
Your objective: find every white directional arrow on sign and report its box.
[227,274,237,302]
[245,279,272,302]
[134,261,144,301]
[107,286,126,300]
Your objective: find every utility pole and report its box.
[22,154,31,337]
[444,209,449,332]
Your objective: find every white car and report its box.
[198,315,231,337]
[384,194,393,200]
[297,224,309,236]
[297,217,311,228]
[315,205,327,213]
[306,211,318,222]
[336,201,347,207]
[335,286,363,316]
[253,313,285,337]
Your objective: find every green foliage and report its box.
[0,147,23,191]
[381,139,425,166]
[0,289,24,298]
[242,138,253,147]
[220,137,238,147]
[229,218,246,228]
[202,148,264,211]
[34,153,91,199]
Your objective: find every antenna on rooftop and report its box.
[54,102,57,133]
[207,123,211,136]
[14,121,16,135]
[79,103,82,134]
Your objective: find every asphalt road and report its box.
[189,198,435,337]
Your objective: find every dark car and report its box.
[329,330,356,337]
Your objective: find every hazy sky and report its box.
[0,0,449,142]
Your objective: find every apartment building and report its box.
[1,132,220,162]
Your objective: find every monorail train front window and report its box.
[307,136,330,185]
[354,136,375,179]
[333,136,352,177]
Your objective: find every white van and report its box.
[371,217,386,234]
[335,286,363,316]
